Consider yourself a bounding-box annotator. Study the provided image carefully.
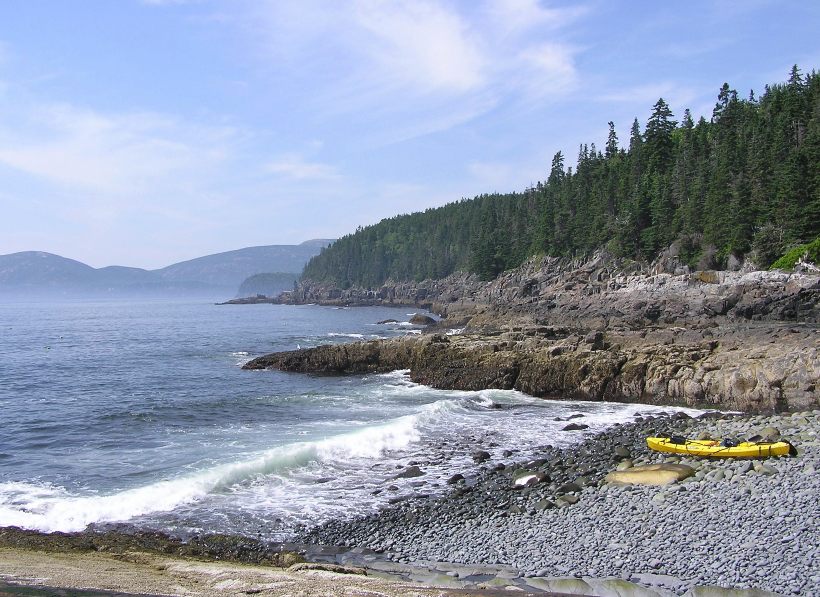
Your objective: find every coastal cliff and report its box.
[246,254,819,412]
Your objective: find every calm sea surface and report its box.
[0,299,696,539]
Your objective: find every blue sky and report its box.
[0,0,817,268]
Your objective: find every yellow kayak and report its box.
[647,437,797,458]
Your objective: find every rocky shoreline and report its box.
[235,256,820,595]
[246,255,819,413]
[4,257,818,596]
[295,409,820,596]
[2,410,817,596]
[244,320,818,413]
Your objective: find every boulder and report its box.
[756,426,781,442]
[409,314,436,325]
[277,552,306,567]
[613,446,631,459]
[512,470,549,488]
[555,482,582,494]
[376,319,399,324]
[584,331,605,350]
[557,494,580,506]
[605,463,696,486]
[615,459,634,471]
[394,465,424,479]
[562,423,590,431]
[533,499,555,511]
[446,473,465,485]
[472,450,491,463]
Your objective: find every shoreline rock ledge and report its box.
[248,255,819,412]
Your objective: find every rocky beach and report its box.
[300,409,820,596]
[244,255,820,595]
[2,410,817,596]
[3,255,818,596]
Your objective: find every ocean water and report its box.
[0,299,696,540]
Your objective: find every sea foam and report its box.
[0,407,427,533]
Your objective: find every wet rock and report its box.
[472,450,491,463]
[556,494,580,506]
[394,465,425,479]
[409,314,436,326]
[562,423,590,431]
[248,259,820,413]
[555,482,582,494]
[613,446,631,459]
[512,470,549,488]
[533,499,556,511]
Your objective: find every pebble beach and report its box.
[2,410,817,597]
[301,410,820,596]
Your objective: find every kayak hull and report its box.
[646,437,794,458]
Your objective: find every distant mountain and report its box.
[155,242,333,290]
[0,240,333,297]
[0,252,97,290]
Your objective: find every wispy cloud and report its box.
[0,102,235,194]
[468,155,551,194]
[482,0,588,38]
[248,0,584,141]
[599,82,697,110]
[352,0,485,95]
[265,154,340,181]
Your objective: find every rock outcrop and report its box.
[244,321,818,412]
[276,252,820,327]
[249,252,819,412]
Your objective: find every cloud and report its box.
[468,156,550,194]
[513,42,579,98]
[483,0,588,38]
[353,0,485,95]
[599,82,697,109]
[249,1,583,140]
[0,102,236,194]
[265,154,339,181]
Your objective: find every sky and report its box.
[0,1,817,269]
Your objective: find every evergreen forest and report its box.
[303,67,820,287]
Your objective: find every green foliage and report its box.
[751,223,787,268]
[770,236,820,270]
[303,67,820,287]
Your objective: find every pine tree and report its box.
[645,98,677,171]
[300,68,820,286]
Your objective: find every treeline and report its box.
[303,67,820,286]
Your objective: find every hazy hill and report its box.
[0,252,98,291]
[155,242,333,290]
[237,273,299,297]
[0,240,333,297]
